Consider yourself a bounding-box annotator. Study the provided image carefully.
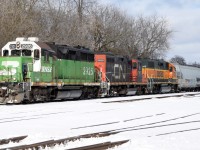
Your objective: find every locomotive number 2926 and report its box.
[83,67,93,76]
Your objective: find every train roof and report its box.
[95,51,130,60]
[35,42,56,54]
[139,58,169,70]
[95,51,114,56]
[173,63,200,69]
[45,43,94,55]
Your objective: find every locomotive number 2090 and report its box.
[83,67,93,76]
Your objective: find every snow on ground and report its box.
[0,92,200,149]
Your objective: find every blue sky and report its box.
[100,0,200,63]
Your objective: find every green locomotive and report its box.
[0,37,100,104]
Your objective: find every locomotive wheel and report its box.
[31,88,51,102]
[79,88,88,99]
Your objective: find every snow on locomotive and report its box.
[0,37,178,104]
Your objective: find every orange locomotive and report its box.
[139,59,177,93]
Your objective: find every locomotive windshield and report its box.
[10,49,32,56]
[11,50,21,56]
[132,62,137,69]
[3,50,8,56]
[22,49,32,56]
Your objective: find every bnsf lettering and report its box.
[157,71,164,77]
[41,66,52,72]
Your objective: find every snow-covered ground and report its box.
[0,92,200,149]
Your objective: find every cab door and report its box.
[33,49,41,72]
[94,54,106,82]
[131,59,142,83]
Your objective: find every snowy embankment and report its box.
[0,92,200,149]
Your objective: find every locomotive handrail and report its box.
[105,75,110,83]
[94,67,102,82]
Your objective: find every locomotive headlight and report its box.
[16,41,20,49]
[13,77,16,81]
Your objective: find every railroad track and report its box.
[1,91,200,105]
[102,92,200,103]
[71,112,200,131]
[1,140,129,150]
[0,131,128,150]
[2,112,199,149]
[0,135,27,145]
[0,108,117,125]
[110,112,200,133]
[67,140,129,150]
[71,112,200,138]
[71,113,166,130]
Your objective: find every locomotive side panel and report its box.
[141,59,169,83]
[95,53,131,83]
[52,45,95,84]
[140,59,178,93]
[106,55,131,82]
[55,59,95,83]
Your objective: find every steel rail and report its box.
[1,131,119,150]
[67,140,129,150]
[102,93,199,103]
[0,135,27,145]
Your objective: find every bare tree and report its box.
[170,55,186,65]
[70,0,96,23]
[0,0,173,60]
[89,5,129,53]
[132,15,173,59]
[0,0,40,47]
[189,62,200,68]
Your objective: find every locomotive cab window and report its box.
[3,50,9,56]
[67,50,76,60]
[169,67,173,72]
[11,50,21,56]
[158,62,163,66]
[34,49,40,60]
[148,61,154,68]
[44,51,49,62]
[132,62,137,69]
[80,52,87,61]
[22,49,31,56]
[107,57,114,63]
[88,54,94,62]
